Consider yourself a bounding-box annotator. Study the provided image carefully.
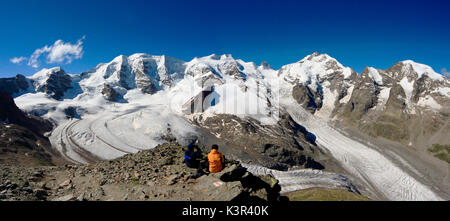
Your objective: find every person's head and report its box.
[211,144,219,150]
[187,143,194,151]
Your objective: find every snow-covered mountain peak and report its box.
[278,52,353,88]
[206,53,220,60]
[128,53,151,60]
[204,53,234,61]
[300,52,335,63]
[259,61,272,70]
[31,66,65,76]
[29,66,67,87]
[112,54,127,62]
[400,60,445,81]
[185,54,247,81]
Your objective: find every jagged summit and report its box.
[400,60,446,81]
[4,52,448,120]
[260,61,271,69]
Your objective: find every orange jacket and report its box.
[208,149,224,173]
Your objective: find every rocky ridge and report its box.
[0,91,63,166]
[191,113,328,171]
[0,143,285,201]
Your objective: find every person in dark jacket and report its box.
[184,143,204,177]
[184,143,200,168]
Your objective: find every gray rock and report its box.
[53,194,77,201]
[101,84,121,101]
[94,187,105,196]
[166,175,178,185]
[36,181,50,190]
[77,192,87,201]
[138,191,149,200]
[6,183,18,190]
[59,179,72,188]
[33,189,47,200]
[194,175,243,201]
[292,83,323,113]
[22,187,33,193]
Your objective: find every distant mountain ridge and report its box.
[2,51,449,158]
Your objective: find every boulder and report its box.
[52,194,76,201]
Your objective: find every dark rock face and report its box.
[0,91,62,166]
[116,57,134,90]
[36,68,73,100]
[0,91,53,135]
[292,84,323,113]
[101,84,121,101]
[64,107,80,119]
[0,74,31,96]
[193,113,325,170]
[0,124,54,166]
[134,62,158,94]
[340,68,380,122]
[224,65,246,80]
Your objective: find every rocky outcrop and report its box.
[115,55,134,90]
[0,91,53,135]
[0,143,285,201]
[0,74,31,96]
[63,107,79,119]
[192,113,325,171]
[35,67,73,100]
[101,84,121,101]
[338,67,380,122]
[195,163,285,201]
[134,59,158,94]
[0,91,63,166]
[292,84,323,113]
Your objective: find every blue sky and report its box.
[1,0,449,77]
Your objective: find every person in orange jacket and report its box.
[208,144,225,173]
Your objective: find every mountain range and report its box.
[4,52,449,146]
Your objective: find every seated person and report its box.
[208,144,225,173]
[184,143,201,168]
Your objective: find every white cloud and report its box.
[11,36,86,68]
[28,45,51,68]
[46,36,85,64]
[9,56,27,64]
